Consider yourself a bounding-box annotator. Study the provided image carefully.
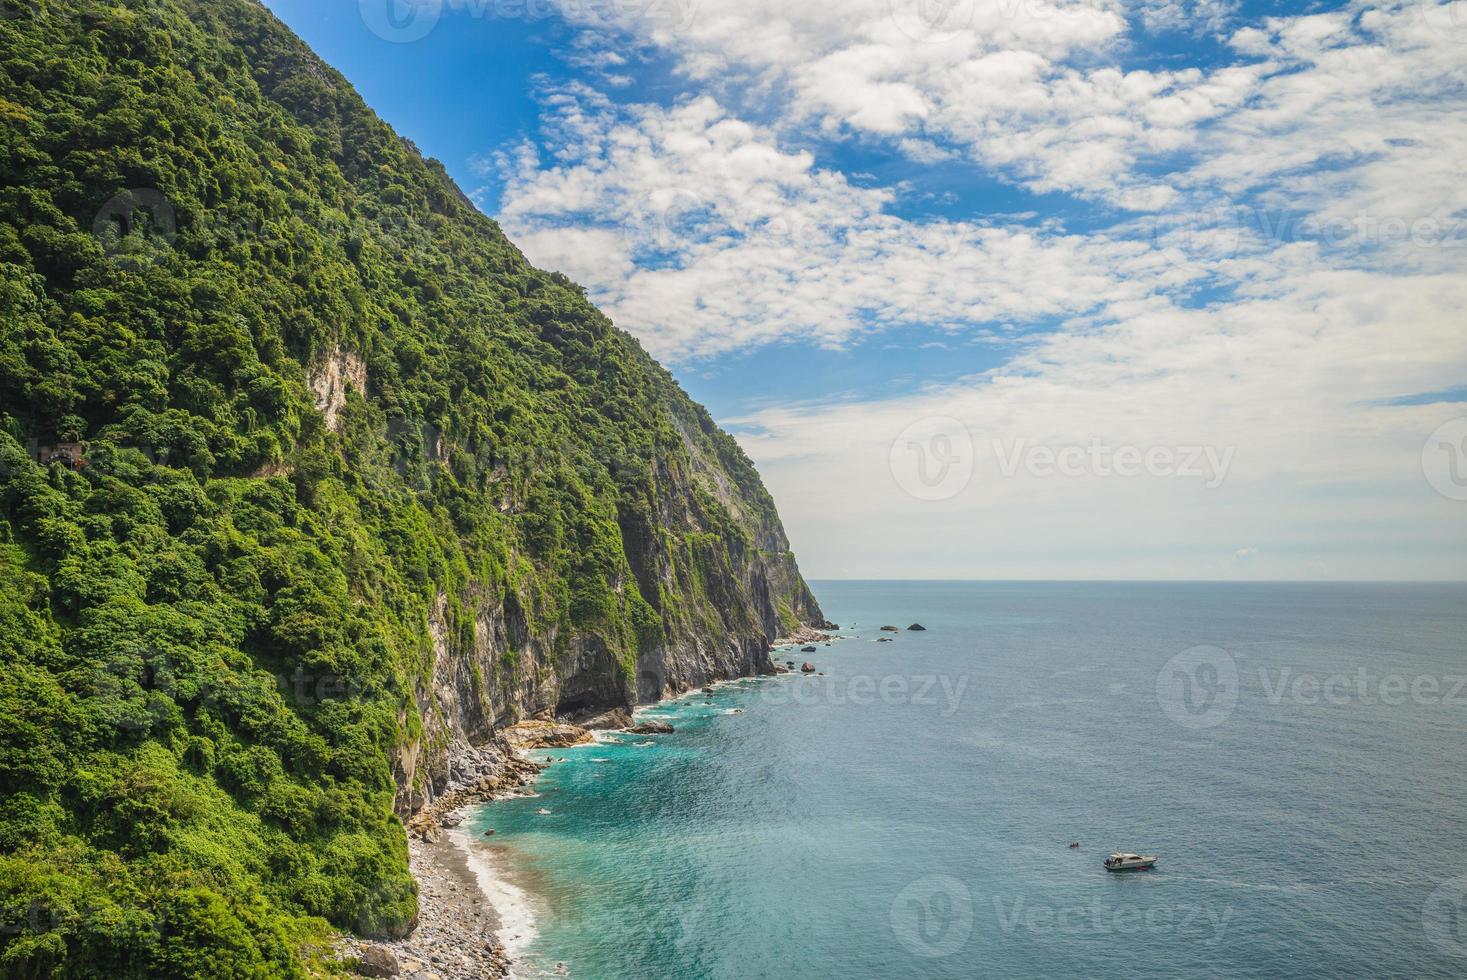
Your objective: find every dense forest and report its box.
[0,0,823,974]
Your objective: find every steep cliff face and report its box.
[397,398,829,815]
[0,0,824,971]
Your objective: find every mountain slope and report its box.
[0,1,825,974]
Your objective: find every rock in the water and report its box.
[801,662,816,673]
[877,637,893,643]
[880,625,900,632]
[627,720,674,735]
[502,720,595,749]
[580,708,634,731]
[800,645,817,652]
[483,829,496,836]
[907,623,927,631]
[358,945,401,977]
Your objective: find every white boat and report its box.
[1103,851,1158,871]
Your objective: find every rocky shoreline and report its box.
[339,634,850,978]
[338,741,547,979]
[336,719,651,978]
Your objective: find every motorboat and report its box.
[1103,851,1157,871]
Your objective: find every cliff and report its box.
[0,0,824,974]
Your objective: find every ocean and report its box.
[464,581,1467,979]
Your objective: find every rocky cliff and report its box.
[0,0,825,971]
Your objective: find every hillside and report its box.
[0,0,826,974]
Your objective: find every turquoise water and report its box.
[468,582,1467,979]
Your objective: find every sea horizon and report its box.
[464,580,1467,979]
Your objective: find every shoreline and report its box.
[338,825,518,979]
[446,825,539,963]
[345,633,845,977]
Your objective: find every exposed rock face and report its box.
[501,720,595,750]
[390,406,828,819]
[580,708,635,730]
[777,624,835,645]
[307,345,367,433]
[907,623,927,631]
[627,720,674,735]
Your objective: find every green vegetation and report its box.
[0,0,818,974]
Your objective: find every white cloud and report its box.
[496,92,1166,359]
[485,0,1467,578]
[730,269,1467,578]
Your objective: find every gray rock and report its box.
[580,707,634,730]
[358,945,401,977]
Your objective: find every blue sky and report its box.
[266,0,1057,417]
[263,0,1466,579]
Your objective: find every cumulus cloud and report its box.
[497,91,1166,359]
[484,0,1467,577]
